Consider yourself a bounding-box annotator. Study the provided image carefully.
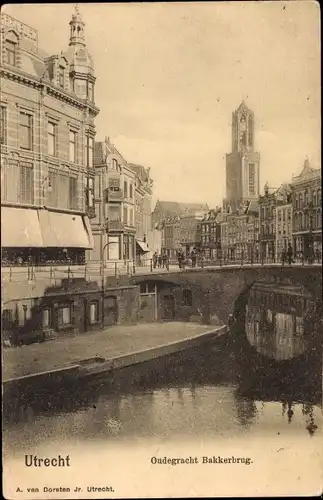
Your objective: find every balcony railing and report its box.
[106,189,124,201]
[107,220,124,231]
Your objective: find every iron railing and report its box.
[1,251,321,283]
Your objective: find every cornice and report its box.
[1,66,41,90]
[1,66,99,115]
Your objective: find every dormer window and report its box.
[58,66,65,88]
[5,30,19,67]
[5,39,17,66]
[87,81,94,102]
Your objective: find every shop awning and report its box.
[136,239,150,253]
[38,210,94,249]
[1,207,44,247]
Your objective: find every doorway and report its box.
[162,294,175,320]
[104,296,118,326]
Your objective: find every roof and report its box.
[128,163,150,182]
[246,200,259,214]
[154,201,209,218]
[235,100,252,115]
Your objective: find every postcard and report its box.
[1,1,322,498]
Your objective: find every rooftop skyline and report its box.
[3,2,320,207]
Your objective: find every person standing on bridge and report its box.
[287,243,294,265]
[281,249,286,266]
[153,252,158,269]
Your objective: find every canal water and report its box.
[3,282,322,498]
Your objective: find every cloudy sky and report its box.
[4,2,320,207]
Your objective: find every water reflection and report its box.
[245,283,317,361]
[3,280,322,460]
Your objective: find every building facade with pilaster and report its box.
[91,137,136,263]
[1,7,98,266]
[291,159,321,261]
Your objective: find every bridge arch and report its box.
[132,266,322,326]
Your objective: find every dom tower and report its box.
[225,102,260,211]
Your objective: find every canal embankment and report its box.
[2,322,229,390]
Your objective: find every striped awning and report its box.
[1,207,44,247]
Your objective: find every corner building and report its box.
[0,8,99,265]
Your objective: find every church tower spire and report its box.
[69,4,85,46]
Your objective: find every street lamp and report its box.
[101,241,115,328]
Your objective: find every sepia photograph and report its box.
[1,1,322,498]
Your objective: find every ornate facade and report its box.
[291,159,321,261]
[1,8,99,266]
[225,101,260,212]
[200,209,221,259]
[91,137,136,262]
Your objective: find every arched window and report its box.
[313,190,317,207]
[295,213,299,232]
[318,189,321,205]
[5,31,19,66]
[304,189,309,207]
[295,196,299,210]
[299,193,303,208]
[300,212,304,231]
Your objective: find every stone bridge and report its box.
[131,265,322,325]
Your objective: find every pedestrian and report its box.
[177,251,183,269]
[191,250,197,268]
[281,250,286,266]
[158,254,162,268]
[165,254,169,271]
[287,243,293,265]
[153,252,158,269]
[162,252,167,269]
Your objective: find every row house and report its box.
[129,163,153,262]
[274,184,293,262]
[291,159,321,261]
[162,216,180,258]
[200,209,221,259]
[1,9,99,269]
[179,215,203,256]
[152,200,208,225]
[221,201,259,262]
[92,137,136,262]
[259,183,281,261]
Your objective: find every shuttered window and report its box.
[19,162,34,203]
[48,170,78,210]
[69,177,78,210]
[57,305,72,326]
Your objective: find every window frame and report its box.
[89,300,99,325]
[47,120,57,156]
[86,136,94,168]
[69,129,77,163]
[5,38,17,66]
[58,65,65,88]
[57,303,73,328]
[19,111,33,150]
[42,308,51,328]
